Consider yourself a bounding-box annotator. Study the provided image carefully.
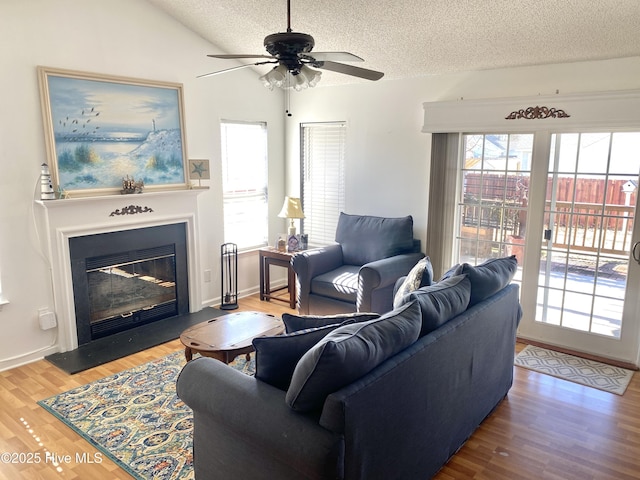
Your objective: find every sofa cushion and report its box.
[283,312,380,334]
[454,255,518,306]
[392,256,434,308]
[285,301,421,412]
[310,265,359,303]
[439,263,460,281]
[335,213,415,265]
[405,274,471,336]
[253,324,342,391]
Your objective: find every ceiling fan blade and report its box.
[197,61,276,79]
[305,52,364,62]
[315,61,384,81]
[207,54,275,60]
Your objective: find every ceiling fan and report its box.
[198,0,384,89]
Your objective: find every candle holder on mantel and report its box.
[220,243,238,310]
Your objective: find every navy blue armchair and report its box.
[292,213,424,315]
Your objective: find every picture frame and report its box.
[37,66,189,197]
[188,159,210,187]
[287,234,300,252]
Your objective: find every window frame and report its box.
[299,121,346,246]
[220,120,269,251]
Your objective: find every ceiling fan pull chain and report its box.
[285,73,292,116]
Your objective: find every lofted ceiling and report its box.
[147,0,640,86]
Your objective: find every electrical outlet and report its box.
[38,308,57,330]
[204,269,212,283]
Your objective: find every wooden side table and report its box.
[259,247,297,309]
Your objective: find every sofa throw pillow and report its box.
[285,301,421,412]
[253,323,342,391]
[392,256,434,309]
[404,274,471,336]
[439,263,460,282]
[335,213,415,265]
[454,255,518,306]
[283,312,380,334]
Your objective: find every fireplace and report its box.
[36,189,205,353]
[69,223,189,345]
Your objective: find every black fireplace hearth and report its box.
[69,223,189,345]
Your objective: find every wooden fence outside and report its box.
[462,174,637,257]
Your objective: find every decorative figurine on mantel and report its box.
[121,175,144,194]
[40,163,55,200]
[56,186,69,199]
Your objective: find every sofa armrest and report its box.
[358,252,424,311]
[292,244,344,314]
[177,357,343,479]
[360,252,425,289]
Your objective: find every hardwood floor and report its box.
[1,294,639,479]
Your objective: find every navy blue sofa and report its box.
[177,256,521,480]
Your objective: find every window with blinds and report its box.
[300,122,346,246]
[220,121,268,250]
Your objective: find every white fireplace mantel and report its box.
[35,188,207,352]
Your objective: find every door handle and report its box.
[633,241,640,264]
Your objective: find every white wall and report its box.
[0,0,285,370]
[285,57,640,247]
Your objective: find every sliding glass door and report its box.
[457,134,533,294]
[455,131,640,363]
[530,132,640,360]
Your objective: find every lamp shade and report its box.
[278,197,305,219]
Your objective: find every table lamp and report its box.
[278,196,305,235]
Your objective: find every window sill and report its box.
[0,298,9,311]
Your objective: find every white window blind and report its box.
[221,121,268,250]
[301,122,346,246]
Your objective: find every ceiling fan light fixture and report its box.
[296,65,322,90]
[259,64,289,90]
[260,64,322,91]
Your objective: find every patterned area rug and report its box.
[38,351,254,479]
[515,344,634,395]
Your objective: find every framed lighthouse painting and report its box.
[37,66,189,197]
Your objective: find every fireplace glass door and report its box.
[87,250,176,325]
[70,224,189,345]
[82,244,178,338]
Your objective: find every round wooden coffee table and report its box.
[180,311,284,363]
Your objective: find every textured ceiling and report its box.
[147,0,640,86]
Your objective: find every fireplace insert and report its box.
[70,224,189,344]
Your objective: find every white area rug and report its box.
[515,345,634,395]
